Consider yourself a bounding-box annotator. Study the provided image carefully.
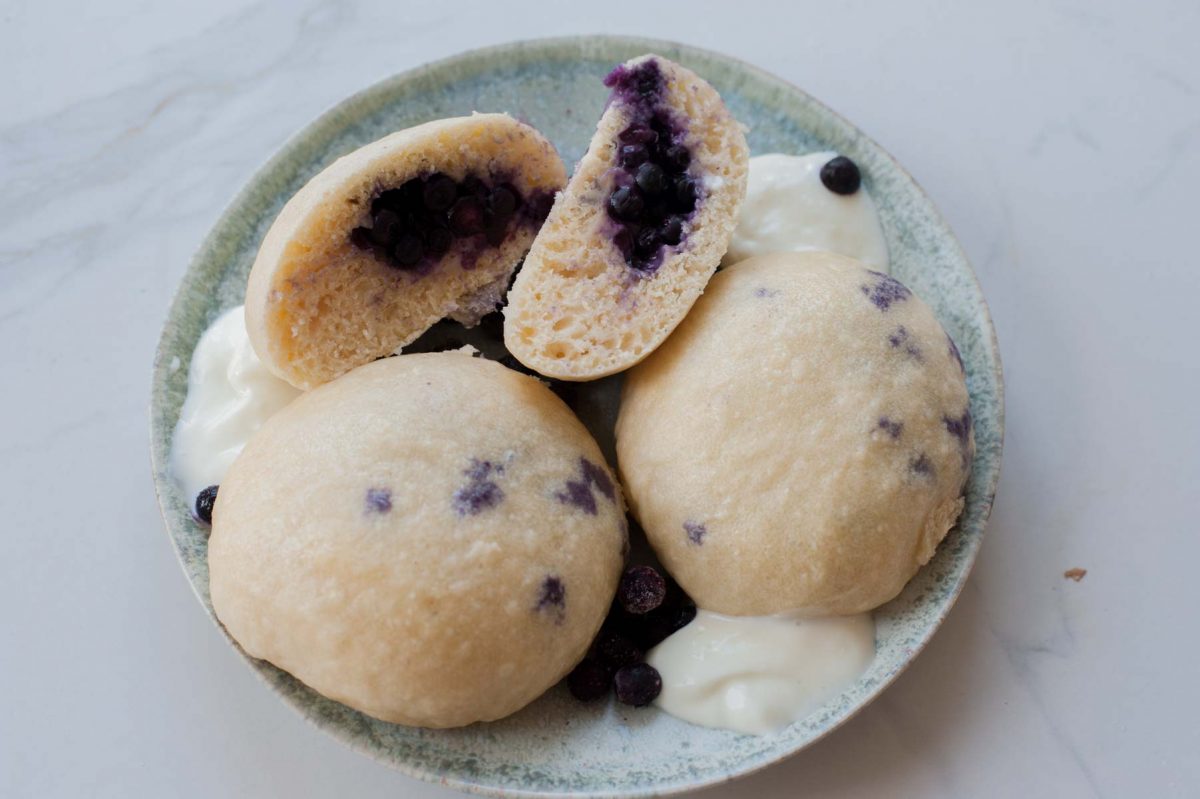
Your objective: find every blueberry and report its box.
[619,143,648,168]
[613,663,661,707]
[659,217,683,246]
[820,155,862,195]
[393,233,424,267]
[399,177,426,207]
[449,197,485,235]
[592,630,643,670]
[484,218,509,246]
[671,176,697,213]
[634,227,659,257]
[618,124,658,145]
[635,162,668,195]
[608,185,645,221]
[424,227,453,258]
[195,485,218,525]
[619,565,667,615]
[612,228,635,259]
[422,173,457,212]
[567,659,612,702]
[661,144,690,173]
[488,185,519,219]
[349,226,373,250]
[370,209,401,244]
[460,175,488,198]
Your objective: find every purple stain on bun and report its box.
[909,452,936,478]
[452,458,504,516]
[556,457,617,514]
[948,333,965,373]
[683,520,707,545]
[877,417,904,439]
[860,270,911,311]
[364,487,392,514]
[536,575,567,622]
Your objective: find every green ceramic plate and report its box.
[150,36,1003,798]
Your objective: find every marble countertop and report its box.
[4,1,1198,796]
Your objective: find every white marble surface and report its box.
[3,1,1198,796]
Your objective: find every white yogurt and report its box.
[169,306,301,504]
[646,610,875,735]
[726,152,889,270]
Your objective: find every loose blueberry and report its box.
[195,485,218,525]
[661,144,690,173]
[449,197,485,235]
[393,233,424,267]
[422,173,457,212]
[619,565,667,615]
[614,663,662,707]
[567,659,612,702]
[608,185,645,221]
[820,155,862,195]
[635,162,667,195]
[592,630,642,670]
[619,143,649,168]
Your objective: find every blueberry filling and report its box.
[602,59,698,274]
[820,155,862,195]
[350,173,549,272]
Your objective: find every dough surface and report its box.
[209,353,626,727]
[616,252,973,616]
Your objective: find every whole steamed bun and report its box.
[209,353,626,728]
[616,251,973,616]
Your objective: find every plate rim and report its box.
[150,33,1005,799]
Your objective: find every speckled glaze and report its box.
[150,36,1004,798]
